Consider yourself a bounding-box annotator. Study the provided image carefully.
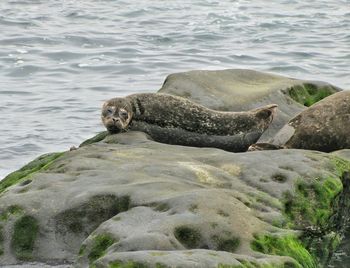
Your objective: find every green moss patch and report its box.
[0,205,24,221]
[251,234,316,268]
[218,261,297,268]
[79,244,87,256]
[212,234,240,253]
[0,152,64,194]
[283,176,342,229]
[109,261,150,268]
[88,234,115,264]
[287,83,337,107]
[79,131,109,147]
[217,237,240,252]
[174,225,201,248]
[55,195,131,235]
[11,215,39,260]
[330,156,350,177]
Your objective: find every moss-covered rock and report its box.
[108,261,151,268]
[0,205,24,222]
[251,234,316,268]
[0,152,64,195]
[1,133,349,267]
[283,176,342,229]
[4,136,350,267]
[11,215,39,260]
[88,234,116,264]
[287,83,337,107]
[79,131,109,147]
[174,225,202,249]
[55,195,131,235]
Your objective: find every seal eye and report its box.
[107,107,114,115]
[119,110,128,119]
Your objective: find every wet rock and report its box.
[159,69,341,141]
[0,132,349,267]
[271,91,350,152]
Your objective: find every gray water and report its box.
[0,0,350,266]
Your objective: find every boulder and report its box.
[159,69,341,141]
[270,91,350,152]
[0,132,349,267]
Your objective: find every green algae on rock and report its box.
[287,83,338,107]
[108,260,154,268]
[11,215,39,260]
[174,225,202,249]
[88,234,116,264]
[79,131,109,147]
[1,132,350,267]
[0,152,64,195]
[55,194,131,235]
[0,205,24,222]
[2,133,350,267]
[283,176,343,229]
[251,234,316,268]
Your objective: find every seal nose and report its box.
[112,117,120,123]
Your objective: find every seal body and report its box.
[102,93,277,152]
[250,91,350,152]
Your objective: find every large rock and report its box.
[0,132,350,267]
[159,69,341,141]
[0,70,347,267]
[270,91,350,152]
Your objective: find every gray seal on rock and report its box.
[249,91,350,152]
[101,93,277,152]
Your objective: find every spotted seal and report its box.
[101,93,277,152]
[249,91,350,152]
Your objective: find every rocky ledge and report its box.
[0,69,349,268]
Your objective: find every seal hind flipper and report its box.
[248,143,284,151]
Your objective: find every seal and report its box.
[248,91,350,152]
[101,93,277,152]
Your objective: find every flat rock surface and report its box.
[0,131,346,267]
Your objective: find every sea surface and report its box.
[0,0,349,265]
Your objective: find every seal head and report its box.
[101,98,133,133]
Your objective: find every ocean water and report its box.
[0,0,350,266]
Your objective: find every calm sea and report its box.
[0,0,350,266]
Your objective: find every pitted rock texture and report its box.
[0,131,349,267]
